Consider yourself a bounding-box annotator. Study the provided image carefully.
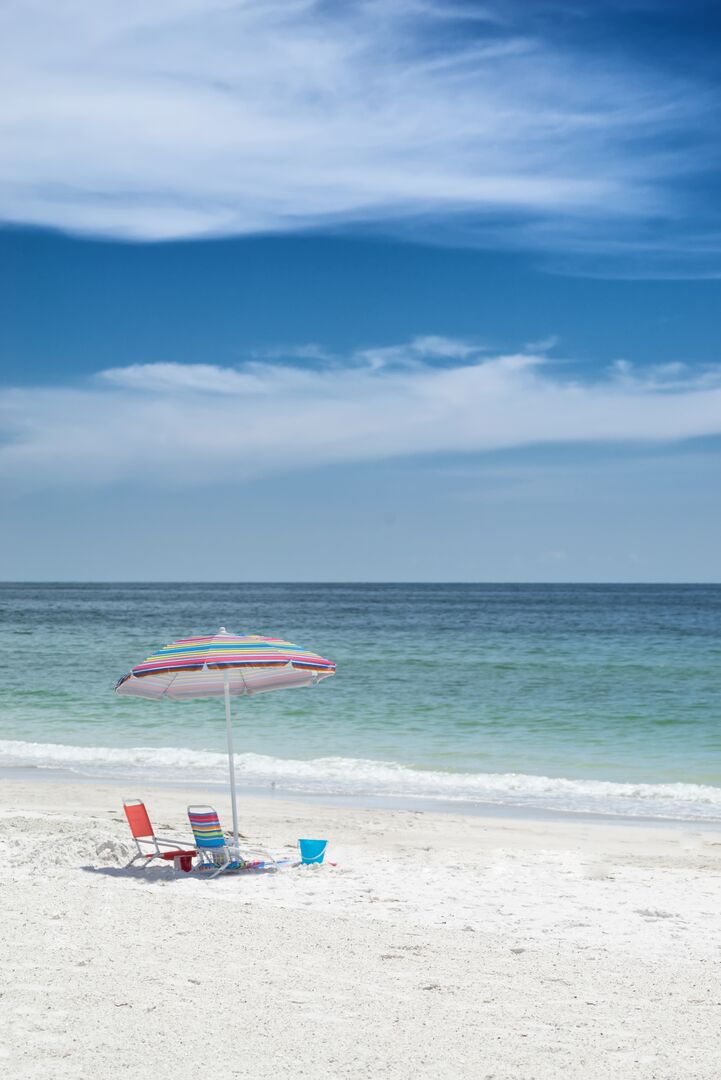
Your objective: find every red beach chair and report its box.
[123,798,196,872]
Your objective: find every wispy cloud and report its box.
[0,0,715,260]
[2,339,720,489]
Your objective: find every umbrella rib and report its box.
[162,668,183,699]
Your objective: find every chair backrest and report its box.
[124,799,155,840]
[188,806,226,850]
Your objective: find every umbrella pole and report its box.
[223,672,240,850]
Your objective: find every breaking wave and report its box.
[2,738,721,821]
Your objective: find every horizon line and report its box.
[1,580,719,588]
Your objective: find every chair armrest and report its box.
[154,835,195,851]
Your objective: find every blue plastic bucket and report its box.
[298,838,327,865]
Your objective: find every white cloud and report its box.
[2,339,721,489]
[0,0,708,243]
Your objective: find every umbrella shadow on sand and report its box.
[80,864,197,883]
[81,862,283,881]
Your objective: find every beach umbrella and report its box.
[115,627,335,849]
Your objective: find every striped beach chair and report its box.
[123,799,196,872]
[187,805,276,879]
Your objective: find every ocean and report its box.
[1,582,720,821]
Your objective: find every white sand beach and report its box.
[2,777,721,1079]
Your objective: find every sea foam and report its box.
[2,738,721,822]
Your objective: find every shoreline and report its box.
[4,762,721,832]
[4,772,721,885]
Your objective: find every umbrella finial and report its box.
[218,626,230,635]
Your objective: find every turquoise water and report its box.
[1,583,720,819]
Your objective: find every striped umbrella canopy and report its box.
[115,628,336,699]
[116,627,336,848]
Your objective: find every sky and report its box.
[1,0,721,581]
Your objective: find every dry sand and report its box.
[2,776,721,1079]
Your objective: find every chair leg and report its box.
[207,861,230,880]
[203,850,233,879]
[192,852,216,876]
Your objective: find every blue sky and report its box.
[1,0,720,581]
